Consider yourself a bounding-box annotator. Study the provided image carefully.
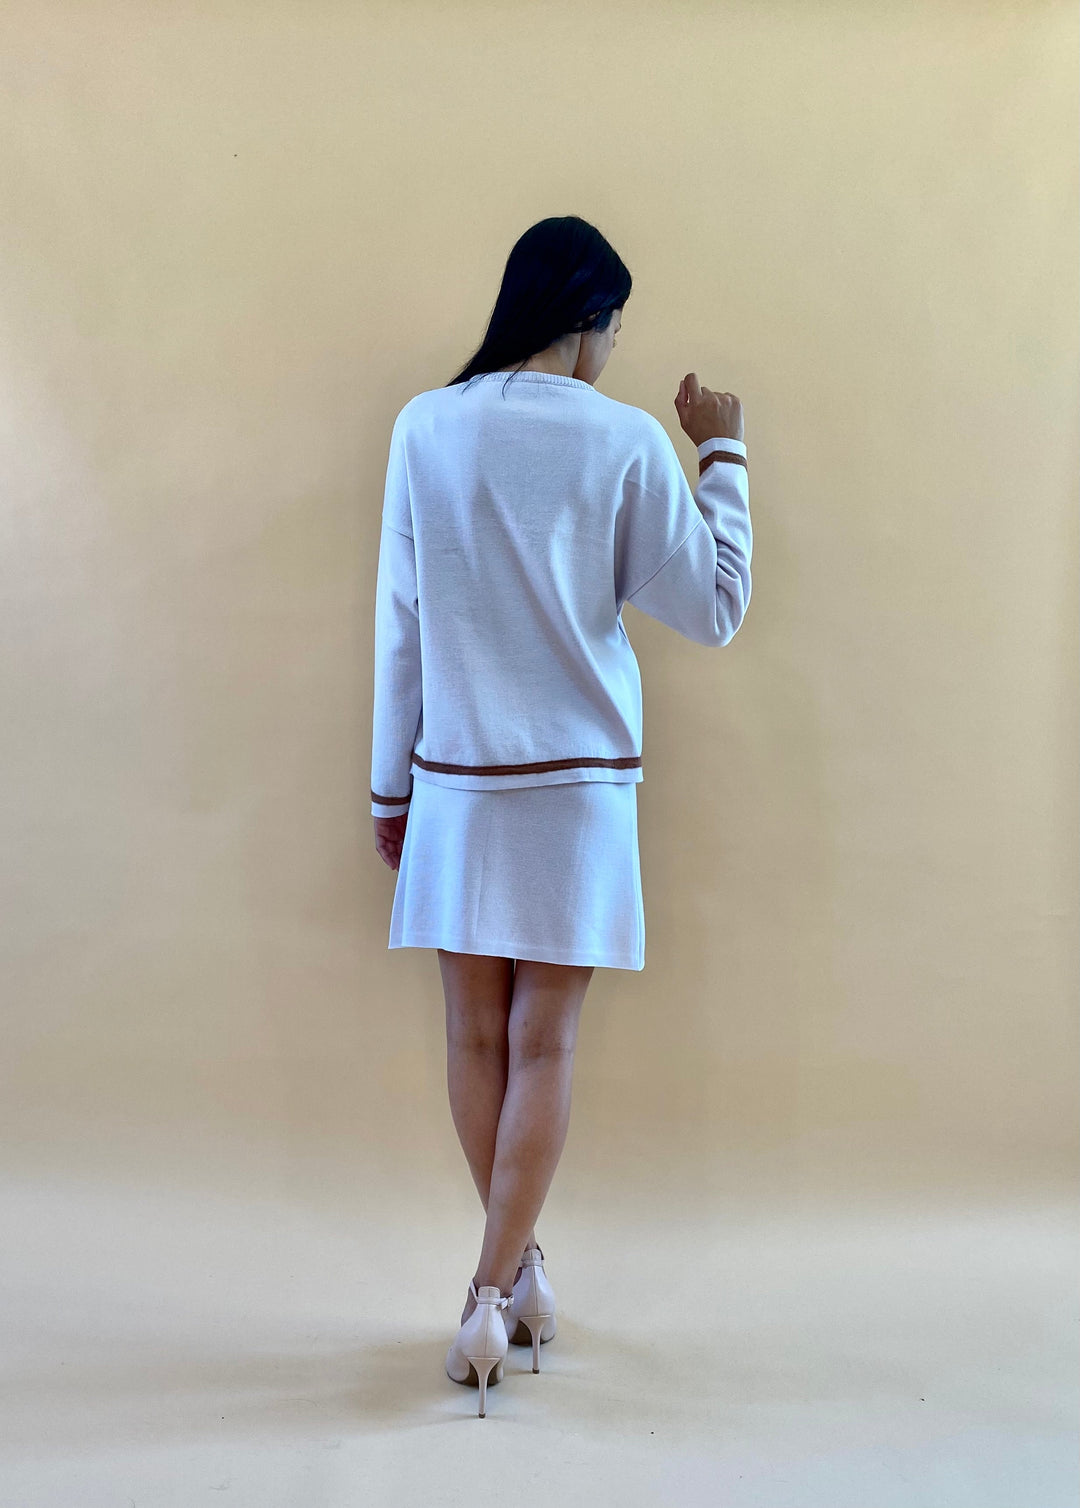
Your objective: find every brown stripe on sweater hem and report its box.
[411,753,643,776]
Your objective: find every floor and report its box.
[1,1171,1074,1507]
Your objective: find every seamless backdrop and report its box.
[0,3,1076,1505]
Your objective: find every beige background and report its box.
[1,2,1076,1503]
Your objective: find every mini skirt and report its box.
[388,777,645,970]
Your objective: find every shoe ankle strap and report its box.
[470,1278,511,1309]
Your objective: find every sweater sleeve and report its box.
[617,427,752,647]
[370,417,423,818]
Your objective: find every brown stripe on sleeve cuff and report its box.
[700,450,749,476]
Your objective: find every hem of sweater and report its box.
[410,764,643,792]
[388,930,645,970]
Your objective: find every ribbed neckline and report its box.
[470,370,595,391]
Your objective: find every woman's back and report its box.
[370,370,752,817]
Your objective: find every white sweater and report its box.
[370,369,752,817]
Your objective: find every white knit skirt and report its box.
[387,777,645,970]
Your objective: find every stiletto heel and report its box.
[518,1313,546,1372]
[507,1244,557,1373]
[445,1279,511,1417]
[471,1354,499,1416]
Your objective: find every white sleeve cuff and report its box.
[372,800,411,818]
[697,436,747,459]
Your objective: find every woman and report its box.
[369,215,752,1415]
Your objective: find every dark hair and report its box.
[446,216,632,396]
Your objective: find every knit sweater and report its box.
[370,369,752,818]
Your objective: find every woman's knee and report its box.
[507,960,592,1065]
[439,951,514,1052]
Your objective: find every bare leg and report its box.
[438,951,542,1320]
[468,958,594,1311]
[439,949,515,1206]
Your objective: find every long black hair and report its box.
[446,216,633,395]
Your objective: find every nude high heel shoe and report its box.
[506,1244,557,1372]
[445,1279,511,1417]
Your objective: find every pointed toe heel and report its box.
[445,1280,511,1417]
[507,1244,557,1373]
